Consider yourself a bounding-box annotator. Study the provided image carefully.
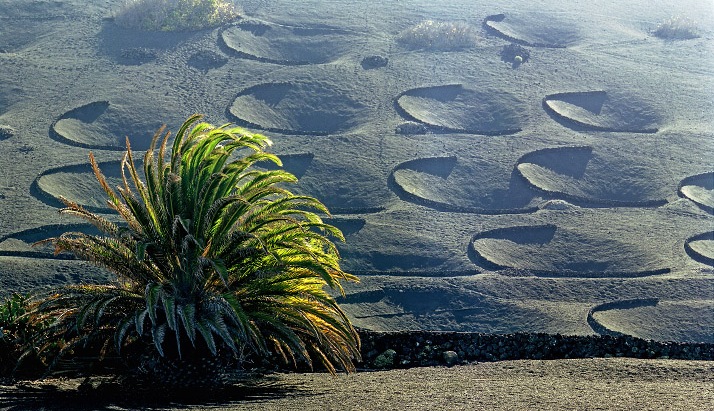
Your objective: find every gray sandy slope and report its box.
[0,0,712,344]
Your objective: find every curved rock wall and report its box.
[357,330,714,369]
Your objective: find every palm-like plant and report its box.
[30,114,360,380]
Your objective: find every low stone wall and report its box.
[357,330,714,369]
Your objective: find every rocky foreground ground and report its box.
[1,358,712,410]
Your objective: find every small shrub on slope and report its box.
[397,20,479,51]
[115,0,240,31]
[653,15,701,40]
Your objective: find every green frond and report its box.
[145,284,162,324]
[171,114,204,166]
[135,308,148,337]
[55,196,120,236]
[205,310,238,354]
[152,323,167,357]
[89,152,124,213]
[176,303,196,346]
[195,318,217,356]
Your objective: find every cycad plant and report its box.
[29,114,360,383]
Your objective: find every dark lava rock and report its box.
[373,349,397,368]
[0,125,15,140]
[395,121,428,135]
[500,43,530,66]
[361,55,388,70]
[119,47,158,65]
[188,50,228,72]
[443,350,459,367]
